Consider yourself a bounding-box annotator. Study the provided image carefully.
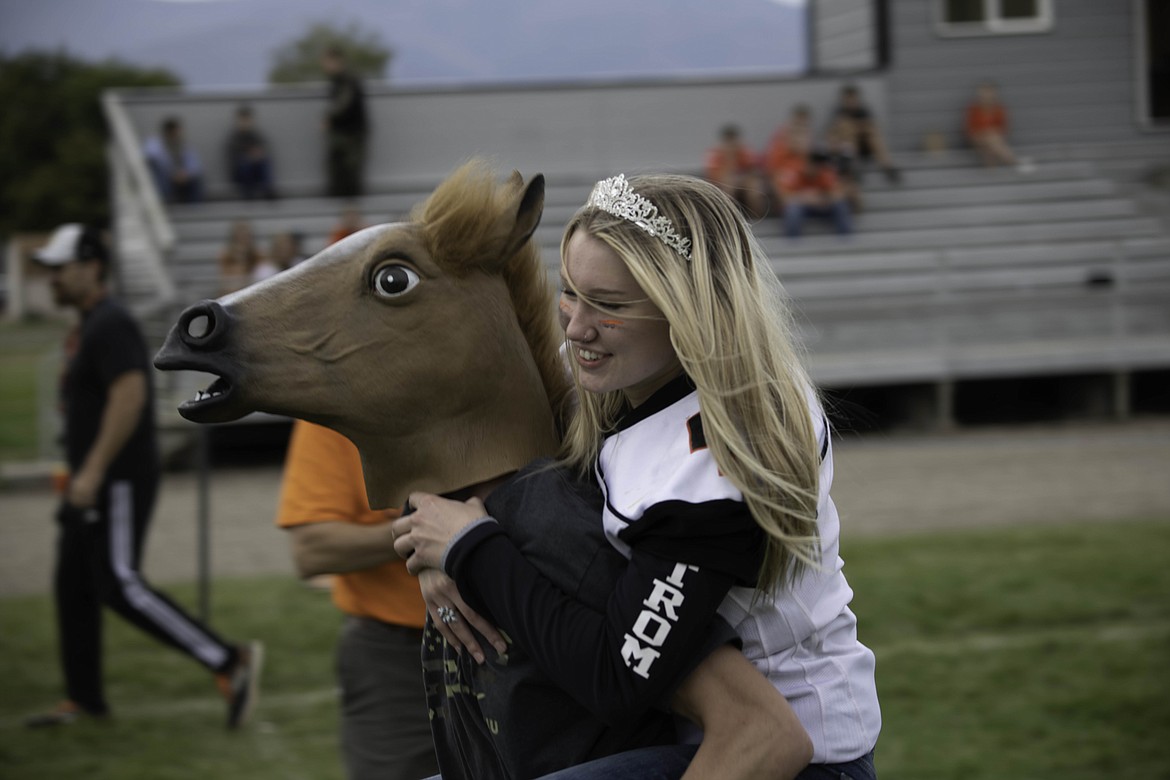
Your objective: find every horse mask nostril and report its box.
[187,314,211,340]
[177,301,229,350]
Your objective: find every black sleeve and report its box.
[92,311,147,388]
[444,509,759,729]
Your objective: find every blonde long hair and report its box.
[559,174,821,592]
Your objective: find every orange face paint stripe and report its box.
[599,319,624,328]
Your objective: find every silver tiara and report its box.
[586,174,692,260]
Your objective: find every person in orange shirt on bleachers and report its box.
[965,81,1021,168]
[764,105,815,208]
[777,150,853,239]
[329,204,365,245]
[703,124,767,218]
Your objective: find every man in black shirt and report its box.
[25,224,262,730]
[322,46,369,197]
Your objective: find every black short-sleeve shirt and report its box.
[62,297,158,480]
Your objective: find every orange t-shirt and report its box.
[966,103,1007,138]
[764,126,809,174]
[777,161,839,196]
[704,144,758,181]
[275,420,426,628]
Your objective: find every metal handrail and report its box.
[101,90,177,304]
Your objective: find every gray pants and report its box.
[337,616,437,780]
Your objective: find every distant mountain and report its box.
[0,0,806,88]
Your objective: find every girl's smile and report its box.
[559,231,682,407]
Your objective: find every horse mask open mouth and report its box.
[154,299,243,423]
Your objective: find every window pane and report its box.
[999,0,1039,20]
[945,0,986,23]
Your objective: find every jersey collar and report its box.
[614,373,695,433]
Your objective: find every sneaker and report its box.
[215,640,264,730]
[25,700,108,729]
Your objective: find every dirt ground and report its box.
[2,418,1168,598]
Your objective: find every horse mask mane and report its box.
[155,161,568,508]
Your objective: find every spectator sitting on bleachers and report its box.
[832,83,901,184]
[777,150,853,239]
[824,115,863,213]
[268,231,306,273]
[218,220,262,294]
[965,81,1032,172]
[225,104,277,200]
[143,116,204,204]
[250,251,282,285]
[704,124,767,219]
[329,205,365,245]
[764,104,815,209]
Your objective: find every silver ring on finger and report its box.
[437,605,459,625]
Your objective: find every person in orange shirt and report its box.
[764,104,814,205]
[329,204,366,245]
[965,81,1020,168]
[277,420,451,780]
[704,124,767,218]
[778,150,853,238]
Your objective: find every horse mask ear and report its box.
[502,171,545,258]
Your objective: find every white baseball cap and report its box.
[33,224,107,266]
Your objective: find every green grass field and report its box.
[0,319,69,462]
[1,521,1168,779]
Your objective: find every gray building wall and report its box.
[883,0,1150,152]
[813,0,880,72]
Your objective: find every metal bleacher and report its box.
[762,151,1170,404]
[125,137,1170,434]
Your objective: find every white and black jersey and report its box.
[599,374,881,764]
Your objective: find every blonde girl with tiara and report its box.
[395,173,880,779]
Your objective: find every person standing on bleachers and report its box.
[322,46,369,198]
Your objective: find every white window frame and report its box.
[934,0,1055,37]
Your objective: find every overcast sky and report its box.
[0,0,808,89]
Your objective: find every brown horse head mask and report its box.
[155,162,568,508]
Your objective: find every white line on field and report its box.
[872,618,1170,658]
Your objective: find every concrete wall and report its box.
[883,0,1157,152]
[111,74,887,197]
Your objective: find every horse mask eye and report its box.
[372,265,420,298]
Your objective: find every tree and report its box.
[0,51,179,239]
[268,21,393,84]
